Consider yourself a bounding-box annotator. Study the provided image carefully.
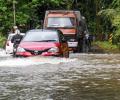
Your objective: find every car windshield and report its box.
[22,31,59,42]
[47,17,75,28]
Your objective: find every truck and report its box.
[43,10,89,52]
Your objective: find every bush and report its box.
[93,41,120,53]
[0,34,6,48]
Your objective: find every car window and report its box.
[22,31,59,42]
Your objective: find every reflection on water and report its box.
[0,48,120,100]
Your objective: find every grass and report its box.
[93,41,120,53]
[0,34,6,48]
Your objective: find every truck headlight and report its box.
[17,47,25,52]
[48,47,59,53]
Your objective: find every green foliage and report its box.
[0,0,96,33]
[94,41,120,53]
[112,0,120,8]
[97,0,120,44]
[0,33,6,48]
[0,0,119,45]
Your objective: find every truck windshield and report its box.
[47,17,75,28]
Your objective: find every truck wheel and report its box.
[77,44,83,53]
[84,39,91,53]
[77,38,84,53]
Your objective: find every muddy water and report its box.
[0,49,120,100]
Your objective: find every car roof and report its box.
[8,33,25,36]
[28,29,58,33]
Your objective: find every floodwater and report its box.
[0,49,120,100]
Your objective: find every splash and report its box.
[0,48,10,57]
[0,56,77,67]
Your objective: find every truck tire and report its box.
[77,38,84,53]
[83,39,91,53]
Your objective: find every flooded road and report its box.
[0,49,120,100]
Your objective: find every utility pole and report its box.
[75,0,78,9]
[13,0,16,26]
[67,0,70,10]
[95,0,100,35]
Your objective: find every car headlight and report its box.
[17,47,25,52]
[48,47,59,53]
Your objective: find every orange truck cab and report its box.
[44,10,87,52]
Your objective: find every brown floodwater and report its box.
[0,49,120,100]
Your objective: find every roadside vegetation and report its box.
[0,34,6,48]
[93,41,120,53]
[0,0,120,52]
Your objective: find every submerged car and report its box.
[5,33,25,54]
[15,29,69,58]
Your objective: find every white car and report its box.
[5,33,25,54]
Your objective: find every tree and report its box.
[98,0,120,43]
[1,0,119,45]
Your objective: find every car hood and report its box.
[19,42,59,50]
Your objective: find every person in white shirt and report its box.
[13,26,20,34]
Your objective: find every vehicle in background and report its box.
[44,10,89,52]
[15,29,69,58]
[5,33,25,54]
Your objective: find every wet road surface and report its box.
[0,49,120,100]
